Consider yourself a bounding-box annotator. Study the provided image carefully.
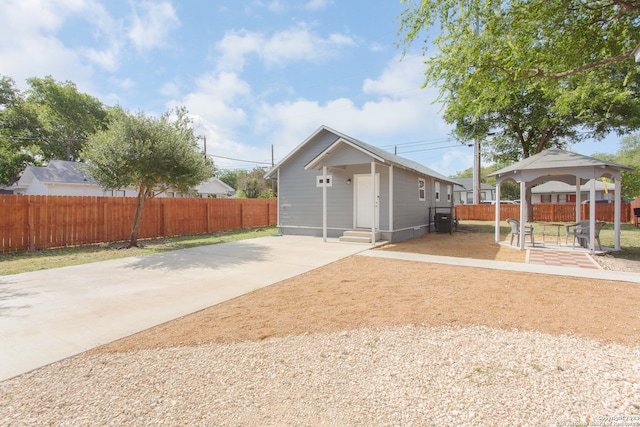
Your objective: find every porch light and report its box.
[347,178,352,184]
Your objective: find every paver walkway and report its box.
[527,250,601,269]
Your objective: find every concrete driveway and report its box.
[0,236,368,381]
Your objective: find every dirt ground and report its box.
[93,231,640,355]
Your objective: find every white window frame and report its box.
[418,178,426,201]
[447,184,452,202]
[435,181,440,202]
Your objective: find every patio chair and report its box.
[572,221,605,250]
[506,218,534,246]
[565,220,589,245]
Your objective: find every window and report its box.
[418,178,426,201]
[541,194,551,203]
[316,175,333,187]
[447,185,452,202]
[435,181,440,202]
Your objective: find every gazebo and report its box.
[488,148,633,253]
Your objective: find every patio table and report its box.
[540,222,564,246]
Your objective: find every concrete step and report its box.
[339,230,381,244]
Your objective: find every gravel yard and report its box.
[2,325,639,426]
[1,231,640,426]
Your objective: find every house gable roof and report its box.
[266,125,459,185]
[20,160,97,186]
[531,180,614,194]
[453,177,495,191]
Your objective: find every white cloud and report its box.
[363,53,427,98]
[215,24,356,72]
[215,30,263,72]
[172,71,251,127]
[127,0,180,51]
[0,0,122,88]
[305,0,331,11]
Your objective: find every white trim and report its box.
[276,168,281,228]
[418,178,426,201]
[322,166,327,242]
[305,137,385,170]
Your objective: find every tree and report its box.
[82,107,214,247]
[0,75,40,184]
[25,76,108,161]
[593,133,640,200]
[235,167,274,198]
[216,169,243,191]
[452,165,520,200]
[399,0,640,81]
[398,0,640,218]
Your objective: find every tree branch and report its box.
[522,46,638,79]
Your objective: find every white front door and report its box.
[355,173,380,229]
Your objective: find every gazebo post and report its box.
[589,179,596,253]
[494,181,501,243]
[519,181,526,250]
[575,176,581,222]
[615,177,621,250]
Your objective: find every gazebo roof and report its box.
[488,147,633,185]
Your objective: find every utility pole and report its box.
[203,136,207,158]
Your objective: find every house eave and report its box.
[304,137,385,170]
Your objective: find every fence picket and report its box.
[0,195,277,253]
[455,202,632,223]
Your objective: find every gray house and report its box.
[265,126,459,243]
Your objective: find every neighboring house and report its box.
[265,125,459,243]
[9,160,233,198]
[531,180,615,203]
[452,177,496,204]
[194,177,235,198]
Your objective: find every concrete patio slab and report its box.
[0,236,368,381]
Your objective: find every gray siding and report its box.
[274,127,454,242]
[278,130,338,228]
[322,144,375,168]
[392,167,429,230]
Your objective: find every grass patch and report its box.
[0,227,278,276]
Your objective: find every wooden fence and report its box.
[0,195,278,253]
[455,202,633,223]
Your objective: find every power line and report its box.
[206,154,272,165]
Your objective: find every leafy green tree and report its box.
[593,133,640,200]
[0,75,40,184]
[236,167,273,199]
[398,0,640,218]
[25,76,108,161]
[216,169,242,191]
[82,107,214,247]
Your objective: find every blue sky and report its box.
[0,0,620,176]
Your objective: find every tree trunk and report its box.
[129,188,148,247]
